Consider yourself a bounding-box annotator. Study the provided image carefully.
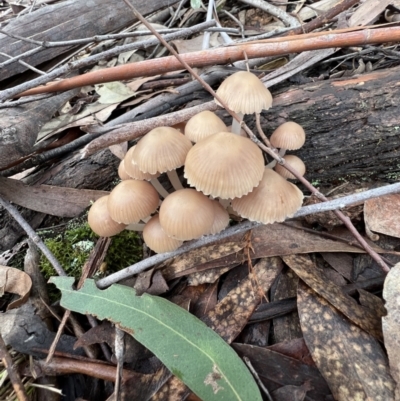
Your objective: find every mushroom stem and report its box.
[125,223,145,231]
[218,198,230,209]
[150,179,170,199]
[167,170,184,191]
[231,112,244,135]
[266,148,286,169]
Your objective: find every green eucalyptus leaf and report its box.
[50,277,262,401]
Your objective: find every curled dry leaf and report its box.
[297,281,395,401]
[0,265,32,310]
[382,262,400,400]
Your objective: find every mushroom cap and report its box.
[274,155,306,180]
[107,180,159,224]
[159,189,215,240]
[215,71,272,114]
[184,131,265,199]
[231,168,303,224]
[209,200,230,235]
[143,215,183,253]
[133,127,192,174]
[118,160,131,181]
[88,196,126,237]
[123,146,160,181]
[184,111,228,143]
[270,121,305,150]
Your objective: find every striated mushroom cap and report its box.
[107,180,159,224]
[88,196,126,237]
[215,71,272,114]
[143,215,183,253]
[270,121,305,150]
[274,155,306,180]
[133,126,192,174]
[124,146,160,181]
[118,159,131,181]
[209,200,230,235]
[231,168,303,224]
[184,111,228,143]
[184,131,265,199]
[159,189,215,240]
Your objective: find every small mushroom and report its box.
[184,131,265,199]
[107,180,159,224]
[133,126,192,191]
[118,160,131,181]
[143,214,183,253]
[215,71,272,135]
[270,121,305,155]
[123,146,169,198]
[159,188,215,240]
[274,155,306,180]
[184,111,227,143]
[231,168,303,224]
[88,196,126,237]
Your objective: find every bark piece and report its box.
[0,0,179,80]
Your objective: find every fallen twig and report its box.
[96,182,400,288]
[11,25,400,99]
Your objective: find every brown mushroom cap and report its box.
[107,180,159,224]
[274,155,306,180]
[215,71,272,114]
[88,196,126,237]
[231,168,303,224]
[143,215,183,253]
[118,160,131,181]
[270,121,305,150]
[123,146,160,181]
[184,132,265,199]
[133,126,192,174]
[209,200,230,235]
[184,111,228,143]
[159,189,215,240]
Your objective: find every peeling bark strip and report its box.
[0,0,179,81]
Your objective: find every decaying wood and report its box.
[258,66,400,182]
[0,0,179,81]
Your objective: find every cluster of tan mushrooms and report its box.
[88,71,307,254]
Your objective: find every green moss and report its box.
[40,220,143,281]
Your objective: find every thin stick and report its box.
[243,356,273,401]
[0,196,66,276]
[0,334,29,401]
[255,113,272,147]
[0,20,217,102]
[10,25,400,99]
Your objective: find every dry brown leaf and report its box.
[187,266,233,286]
[0,177,108,217]
[272,381,312,401]
[364,194,400,239]
[382,262,400,400]
[161,241,244,280]
[349,0,397,26]
[283,254,384,341]
[203,257,283,343]
[0,265,32,310]
[297,281,395,401]
[233,343,331,400]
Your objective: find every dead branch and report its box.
[11,25,400,99]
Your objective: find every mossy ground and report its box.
[39,219,143,281]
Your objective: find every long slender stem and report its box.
[167,170,184,191]
[150,179,170,199]
[231,112,244,135]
